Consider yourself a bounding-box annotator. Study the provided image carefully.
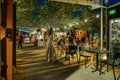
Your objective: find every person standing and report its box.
[18,31,24,49]
[16,32,19,49]
[45,28,56,62]
[43,27,49,48]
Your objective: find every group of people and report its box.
[16,28,97,68]
[45,28,97,69]
[45,29,77,62]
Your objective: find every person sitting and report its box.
[65,34,77,59]
[80,37,95,69]
[57,35,66,57]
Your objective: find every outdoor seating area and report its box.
[13,43,120,80]
[57,43,120,80]
[1,0,120,80]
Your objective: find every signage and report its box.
[109,9,117,15]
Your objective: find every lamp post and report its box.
[100,8,103,50]
[100,0,104,50]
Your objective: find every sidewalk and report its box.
[15,43,120,80]
[66,65,119,80]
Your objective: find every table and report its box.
[84,49,111,72]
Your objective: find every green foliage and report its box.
[16,0,101,31]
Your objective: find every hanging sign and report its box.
[109,9,117,15]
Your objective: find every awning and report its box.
[49,0,106,9]
[108,2,120,8]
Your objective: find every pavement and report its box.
[16,43,120,80]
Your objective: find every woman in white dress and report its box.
[45,28,56,62]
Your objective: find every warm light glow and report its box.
[76,22,79,25]
[0,27,5,40]
[115,19,120,22]
[102,55,107,60]
[96,14,100,18]
[56,28,59,30]
[111,20,114,23]
[84,19,88,22]
[53,28,56,31]
[69,24,72,27]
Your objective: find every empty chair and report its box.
[100,47,120,80]
[65,45,78,64]
[79,50,91,68]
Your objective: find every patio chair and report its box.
[79,50,91,69]
[100,47,120,80]
[78,45,91,69]
[65,45,78,64]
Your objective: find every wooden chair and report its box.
[79,49,91,69]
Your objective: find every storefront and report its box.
[107,2,120,58]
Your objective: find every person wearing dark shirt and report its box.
[18,31,24,49]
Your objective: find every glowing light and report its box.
[109,9,117,15]
[84,19,88,22]
[96,14,100,18]
[102,56,107,60]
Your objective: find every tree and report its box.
[16,0,101,31]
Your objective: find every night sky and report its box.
[103,0,120,6]
[109,0,120,4]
